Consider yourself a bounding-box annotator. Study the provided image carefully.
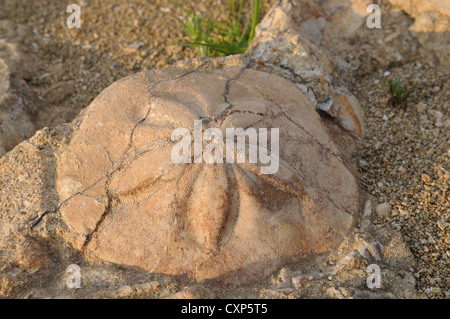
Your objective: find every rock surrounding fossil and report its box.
[56,56,360,284]
[247,0,366,138]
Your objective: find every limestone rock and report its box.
[56,56,360,285]
[247,0,334,105]
[247,1,367,138]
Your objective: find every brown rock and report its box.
[421,173,432,184]
[331,91,365,138]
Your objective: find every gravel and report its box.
[353,62,449,299]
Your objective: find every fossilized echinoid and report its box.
[56,56,359,285]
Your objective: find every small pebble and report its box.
[376,202,392,218]
[421,173,432,183]
[117,285,133,297]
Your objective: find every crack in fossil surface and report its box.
[55,56,360,284]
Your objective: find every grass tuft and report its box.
[174,0,265,57]
[387,77,418,107]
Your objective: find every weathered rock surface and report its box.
[388,0,450,66]
[56,55,359,285]
[247,0,367,138]
[0,21,40,157]
[0,20,77,158]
